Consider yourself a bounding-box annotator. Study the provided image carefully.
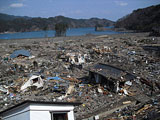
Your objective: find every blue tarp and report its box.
[47,76,64,81]
[10,49,31,59]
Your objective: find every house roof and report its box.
[88,63,136,82]
[30,75,41,80]
[142,45,160,52]
[0,100,82,115]
[10,49,31,59]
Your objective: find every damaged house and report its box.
[21,75,44,91]
[88,63,136,93]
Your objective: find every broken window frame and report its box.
[31,77,39,84]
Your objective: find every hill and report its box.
[115,4,160,32]
[0,13,114,33]
[0,13,31,21]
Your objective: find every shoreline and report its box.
[0,32,152,44]
[0,31,135,41]
[0,26,114,34]
[0,27,133,40]
[0,31,16,34]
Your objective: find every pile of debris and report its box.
[0,33,160,120]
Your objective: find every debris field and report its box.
[0,33,160,120]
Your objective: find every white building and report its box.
[0,100,81,120]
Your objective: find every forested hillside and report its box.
[0,13,114,33]
[115,4,160,32]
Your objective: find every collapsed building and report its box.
[142,45,160,57]
[21,75,44,91]
[88,63,136,92]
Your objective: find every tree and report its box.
[43,25,48,38]
[95,24,103,31]
[55,23,68,37]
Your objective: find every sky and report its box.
[0,0,159,21]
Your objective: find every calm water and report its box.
[0,27,124,40]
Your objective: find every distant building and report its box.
[0,100,81,120]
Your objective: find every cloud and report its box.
[10,3,24,8]
[115,1,128,6]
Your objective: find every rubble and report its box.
[0,33,160,120]
[21,75,44,91]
